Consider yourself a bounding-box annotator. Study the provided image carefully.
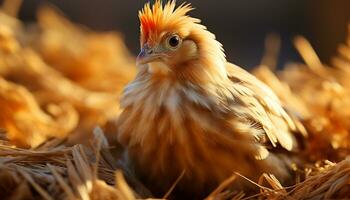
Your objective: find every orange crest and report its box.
[138,0,196,45]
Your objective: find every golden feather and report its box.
[117,1,303,198]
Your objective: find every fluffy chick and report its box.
[117,1,301,198]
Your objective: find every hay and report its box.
[0,127,156,200]
[0,4,137,147]
[254,34,350,162]
[0,1,350,199]
[0,128,141,200]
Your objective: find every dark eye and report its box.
[169,35,180,47]
[166,35,181,49]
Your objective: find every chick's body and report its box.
[117,1,300,197]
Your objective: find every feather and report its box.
[226,63,299,150]
[138,0,196,46]
[117,1,303,198]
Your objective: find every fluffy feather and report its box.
[117,1,303,198]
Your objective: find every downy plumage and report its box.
[116,1,303,198]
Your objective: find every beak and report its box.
[136,44,161,65]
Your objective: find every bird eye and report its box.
[166,34,181,49]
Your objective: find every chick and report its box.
[117,1,301,198]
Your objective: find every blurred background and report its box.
[6,0,350,69]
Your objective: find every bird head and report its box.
[137,0,226,80]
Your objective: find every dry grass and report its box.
[0,128,137,200]
[0,1,349,199]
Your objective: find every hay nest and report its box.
[0,1,349,199]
